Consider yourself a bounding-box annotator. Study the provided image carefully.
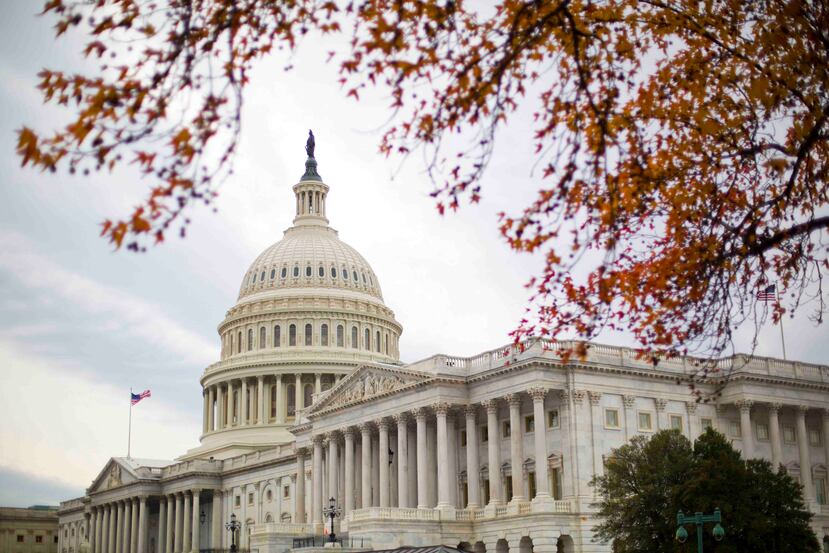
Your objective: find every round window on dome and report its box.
[281,267,287,279]
[270,269,276,280]
[361,272,366,283]
[331,267,337,278]
[293,266,299,278]
[318,266,324,277]
[352,270,358,281]
[260,271,266,281]
[305,265,312,277]
[250,273,256,284]
[342,267,348,279]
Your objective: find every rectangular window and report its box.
[816,478,826,505]
[17,536,24,543]
[670,415,683,431]
[700,418,713,430]
[505,478,513,499]
[637,411,653,432]
[461,482,469,506]
[756,422,769,441]
[809,429,821,447]
[528,471,537,498]
[483,479,490,504]
[525,415,535,433]
[460,430,467,447]
[36,536,43,544]
[502,421,511,438]
[248,492,254,505]
[604,408,620,429]
[235,495,241,507]
[728,420,741,437]
[783,425,796,444]
[551,467,562,500]
[283,485,290,498]
[548,410,560,429]
[480,426,488,443]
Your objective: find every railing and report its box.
[348,507,439,521]
[346,501,574,523]
[250,522,312,536]
[553,500,572,513]
[292,536,369,549]
[199,549,251,553]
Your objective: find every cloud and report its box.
[0,338,198,501]
[0,230,215,366]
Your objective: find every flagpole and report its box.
[777,287,787,360]
[128,387,132,459]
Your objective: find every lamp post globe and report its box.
[676,526,689,543]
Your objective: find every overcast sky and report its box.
[0,1,826,508]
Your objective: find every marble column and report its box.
[655,398,668,430]
[257,376,265,425]
[228,381,236,426]
[312,436,324,526]
[394,415,408,508]
[447,412,458,507]
[378,419,390,507]
[413,409,428,509]
[686,401,698,441]
[769,403,783,468]
[371,434,380,506]
[240,379,248,426]
[529,387,551,501]
[191,490,200,553]
[315,373,322,396]
[130,499,138,553]
[506,394,525,501]
[295,450,306,523]
[823,410,829,479]
[360,424,372,509]
[407,427,417,504]
[737,400,754,458]
[107,503,116,553]
[328,435,339,503]
[211,491,222,547]
[208,387,215,431]
[122,500,131,553]
[89,508,97,553]
[435,402,451,508]
[165,496,174,553]
[203,391,209,433]
[295,374,303,413]
[344,429,355,515]
[275,375,285,423]
[174,493,183,553]
[156,498,165,553]
[182,492,192,553]
[465,406,481,508]
[216,385,225,430]
[115,501,123,553]
[589,391,604,479]
[96,507,104,553]
[796,405,815,502]
[622,395,636,441]
[483,399,502,505]
[135,498,146,553]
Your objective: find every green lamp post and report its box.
[675,508,725,552]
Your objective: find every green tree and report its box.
[592,428,819,553]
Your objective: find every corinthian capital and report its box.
[528,387,547,402]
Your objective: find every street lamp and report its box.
[388,447,395,466]
[225,512,242,553]
[675,508,725,553]
[323,497,342,544]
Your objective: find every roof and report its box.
[116,457,173,470]
[372,546,465,553]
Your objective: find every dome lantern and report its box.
[293,130,330,227]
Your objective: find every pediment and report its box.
[309,364,432,414]
[88,458,139,494]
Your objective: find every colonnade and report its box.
[730,401,829,503]
[88,497,147,553]
[298,386,557,528]
[203,372,343,433]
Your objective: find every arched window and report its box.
[289,324,297,346]
[274,325,281,347]
[247,329,253,351]
[376,330,381,352]
[287,384,296,415]
[260,271,266,282]
[351,326,358,349]
[303,383,313,407]
[305,324,312,346]
[337,325,344,347]
[281,267,287,278]
[259,327,266,349]
[321,324,329,346]
[270,386,276,418]
[293,266,299,277]
[362,272,366,283]
[305,265,312,277]
[237,331,242,353]
[342,266,348,279]
[385,333,389,355]
[364,328,370,350]
[318,266,324,277]
[331,267,337,278]
[353,270,358,281]
[270,269,276,279]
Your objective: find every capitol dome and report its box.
[188,135,403,460]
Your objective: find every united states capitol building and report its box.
[57,145,829,553]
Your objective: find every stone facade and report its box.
[1,506,59,553]
[57,150,829,553]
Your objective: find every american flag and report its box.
[130,389,151,406]
[757,284,776,302]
